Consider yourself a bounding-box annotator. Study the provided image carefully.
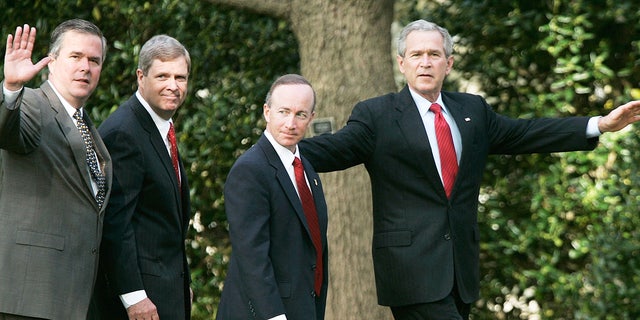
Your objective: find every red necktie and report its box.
[430,103,458,198]
[168,122,181,188]
[293,157,323,296]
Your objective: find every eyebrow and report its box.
[69,50,102,59]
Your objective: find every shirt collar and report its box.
[408,87,447,116]
[48,80,84,119]
[136,90,172,137]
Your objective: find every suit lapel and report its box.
[301,156,327,238]
[129,99,185,226]
[41,82,98,208]
[258,136,316,238]
[441,92,475,197]
[394,87,445,196]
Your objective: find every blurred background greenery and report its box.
[1,0,639,319]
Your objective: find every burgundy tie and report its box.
[430,103,458,198]
[293,157,323,296]
[168,122,181,188]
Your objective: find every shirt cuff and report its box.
[268,315,287,320]
[586,116,602,138]
[2,84,22,106]
[119,290,147,309]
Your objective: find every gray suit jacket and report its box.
[0,81,112,319]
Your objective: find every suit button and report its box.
[311,264,317,271]
[444,233,451,240]
[91,248,98,254]
[311,291,317,298]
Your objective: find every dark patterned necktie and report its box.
[430,103,458,198]
[73,110,106,208]
[293,157,323,296]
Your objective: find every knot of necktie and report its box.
[429,102,442,114]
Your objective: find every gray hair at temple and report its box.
[265,74,317,112]
[397,19,454,58]
[138,35,191,76]
[49,18,107,62]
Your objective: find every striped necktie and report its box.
[430,103,458,198]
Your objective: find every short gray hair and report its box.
[397,19,453,58]
[138,35,191,76]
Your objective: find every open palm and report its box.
[4,24,51,91]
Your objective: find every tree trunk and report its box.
[208,1,396,318]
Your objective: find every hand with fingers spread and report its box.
[4,24,51,91]
[598,100,640,133]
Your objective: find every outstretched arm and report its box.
[3,24,51,91]
[598,100,640,133]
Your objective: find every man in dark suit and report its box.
[216,74,329,320]
[299,19,640,320]
[91,35,192,320]
[0,19,112,319]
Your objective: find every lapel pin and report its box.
[314,179,318,186]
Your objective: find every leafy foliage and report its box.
[1,1,298,317]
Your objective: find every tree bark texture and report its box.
[209,1,397,318]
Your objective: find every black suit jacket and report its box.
[216,135,328,320]
[299,86,598,306]
[91,95,191,319]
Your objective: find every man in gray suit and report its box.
[0,19,112,319]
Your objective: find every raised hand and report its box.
[4,24,52,91]
[598,100,640,133]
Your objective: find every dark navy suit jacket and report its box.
[217,135,328,320]
[299,86,598,306]
[91,95,192,319]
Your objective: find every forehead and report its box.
[58,31,103,55]
[148,57,189,74]
[271,84,314,109]
[405,30,445,52]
